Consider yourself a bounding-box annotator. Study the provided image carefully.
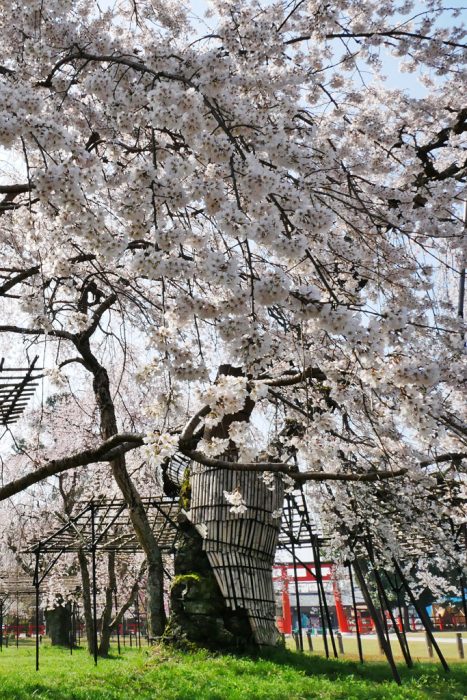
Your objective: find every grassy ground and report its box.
[286,631,467,662]
[0,643,466,700]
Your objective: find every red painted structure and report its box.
[273,562,347,633]
[331,565,350,633]
[1,623,45,636]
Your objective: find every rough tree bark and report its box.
[98,551,116,657]
[45,602,72,646]
[78,548,95,655]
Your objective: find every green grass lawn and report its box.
[286,631,467,662]
[0,642,466,700]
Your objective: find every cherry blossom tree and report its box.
[0,0,466,647]
[0,393,155,655]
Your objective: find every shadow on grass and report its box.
[254,646,467,686]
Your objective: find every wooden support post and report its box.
[316,570,329,658]
[292,631,300,650]
[314,538,338,657]
[353,560,401,685]
[348,562,364,664]
[393,560,449,673]
[426,632,434,658]
[337,631,344,654]
[369,560,413,669]
[291,537,304,652]
[306,629,313,652]
[456,633,464,660]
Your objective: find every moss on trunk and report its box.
[163,520,255,652]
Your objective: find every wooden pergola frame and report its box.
[0,356,41,425]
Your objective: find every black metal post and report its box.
[72,603,76,652]
[114,589,121,655]
[15,593,19,648]
[348,562,363,663]
[135,594,141,649]
[290,537,304,651]
[353,560,401,685]
[76,605,81,647]
[69,602,73,655]
[393,559,449,673]
[90,501,98,665]
[34,549,40,671]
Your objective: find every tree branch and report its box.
[0,433,144,502]
[0,325,75,340]
[181,447,407,483]
[420,452,467,467]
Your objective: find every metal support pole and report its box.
[135,594,141,649]
[16,593,19,648]
[353,560,401,685]
[72,603,76,652]
[34,549,40,671]
[348,563,363,663]
[77,605,81,647]
[69,602,73,655]
[291,537,304,651]
[114,590,121,655]
[90,501,98,666]
[393,560,449,673]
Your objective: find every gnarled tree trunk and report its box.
[78,548,95,655]
[45,602,72,646]
[77,334,166,638]
[165,366,284,649]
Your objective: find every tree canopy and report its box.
[0,0,466,590]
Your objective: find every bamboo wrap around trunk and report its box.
[189,462,284,646]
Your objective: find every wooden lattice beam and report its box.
[0,356,41,425]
